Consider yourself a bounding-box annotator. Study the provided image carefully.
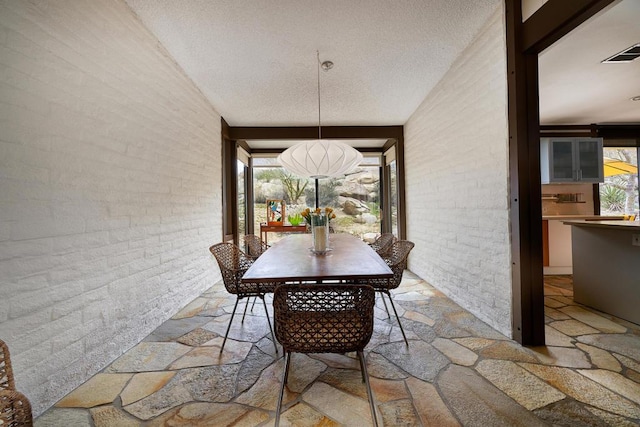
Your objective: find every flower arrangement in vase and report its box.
[301,207,335,254]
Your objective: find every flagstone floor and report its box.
[36,273,640,426]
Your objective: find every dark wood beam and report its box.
[228,125,403,140]
[522,0,616,52]
[506,0,545,345]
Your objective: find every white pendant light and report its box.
[277,52,362,179]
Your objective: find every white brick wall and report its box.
[404,5,513,337]
[0,0,222,415]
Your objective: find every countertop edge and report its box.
[562,220,640,229]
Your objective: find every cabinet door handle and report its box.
[578,169,582,180]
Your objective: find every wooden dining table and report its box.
[241,233,393,284]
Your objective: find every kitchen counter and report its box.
[564,220,640,325]
[543,215,624,220]
[562,219,640,229]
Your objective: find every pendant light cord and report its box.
[317,50,322,139]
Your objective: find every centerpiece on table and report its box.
[301,207,336,254]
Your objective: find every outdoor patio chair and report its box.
[368,240,415,345]
[243,234,270,260]
[368,233,396,256]
[209,243,278,354]
[273,284,378,426]
[0,339,33,427]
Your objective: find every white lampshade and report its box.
[277,140,363,179]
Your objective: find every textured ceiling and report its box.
[124,0,500,127]
[124,0,640,131]
[538,0,640,125]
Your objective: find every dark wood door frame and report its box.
[506,0,615,345]
[221,124,407,241]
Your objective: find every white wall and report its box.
[0,0,222,415]
[404,5,512,337]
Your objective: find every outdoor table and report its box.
[242,233,393,284]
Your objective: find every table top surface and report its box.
[242,233,393,283]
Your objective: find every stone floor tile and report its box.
[559,305,628,334]
[544,325,575,347]
[549,296,576,306]
[236,345,277,394]
[578,333,640,361]
[202,312,272,343]
[476,360,565,410]
[613,353,640,373]
[438,365,548,426]
[366,352,409,380]
[521,363,640,418]
[403,309,436,326]
[236,359,296,410]
[440,310,507,340]
[578,369,640,405]
[171,297,209,319]
[144,317,212,342]
[544,306,572,320]
[120,371,176,406]
[405,377,460,427]
[301,382,374,426]
[147,402,269,427]
[576,343,622,372]
[89,406,140,427]
[432,337,478,366]
[374,340,449,381]
[123,365,240,420]
[549,319,601,336]
[106,342,191,373]
[279,402,340,427]
[533,399,610,427]
[544,296,567,309]
[318,368,369,400]
[378,399,420,426]
[369,377,409,403]
[586,406,640,427]
[34,408,92,427]
[529,346,591,368]
[452,337,496,351]
[479,340,539,363]
[543,284,564,296]
[57,373,131,408]
[282,353,327,393]
[176,328,218,346]
[309,352,359,370]
[393,290,430,301]
[169,339,252,368]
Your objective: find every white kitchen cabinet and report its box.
[541,137,604,183]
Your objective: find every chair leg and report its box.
[241,296,250,322]
[251,296,257,311]
[275,352,291,427]
[220,297,240,354]
[385,291,409,346]
[358,351,378,427]
[261,295,278,354]
[379,292,391,318]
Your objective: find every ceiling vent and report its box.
[602,43,640,63]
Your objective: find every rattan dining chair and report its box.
[1,339,33,427]
[273,284,378,426]
[209,243,278,354]
[243,234,270,260]
[369,233,396,256]
[369,240,415,346]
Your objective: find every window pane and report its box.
[389,160,398,236]
[599,147,638,217]
[237,160,246,236]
